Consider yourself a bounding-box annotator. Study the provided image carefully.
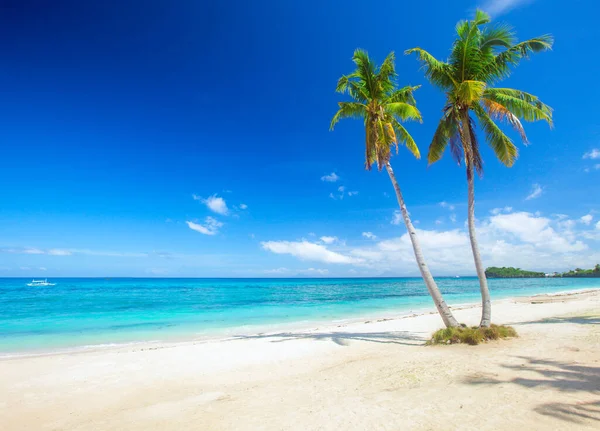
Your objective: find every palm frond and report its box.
[480,23,516,52]
[405,48,456,90]
[455,80,486,104]
[490,35,553,80]
[390,117,420,159]
[386,102,422,122]
[352,49,377,99]
[484,88,553,126]
[480,98,527,142]
[330,102,367,130]
[428,106,460,165]
[335,75,369,103]
[386,85,420,105]
[468,115,484,177]
[377,51,397,95]
[472,104,518,166]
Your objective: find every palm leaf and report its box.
[390,117,420,159]
[484,88,553,126]
[405,48,456,89]
[472,104,518,166]
[330,102,367,130]
[386,102,422,122]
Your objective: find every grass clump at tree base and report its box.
[428,324,518,346]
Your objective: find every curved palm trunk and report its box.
[462,118,492,327]
[385,162,459,328]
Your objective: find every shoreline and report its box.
[2,288,600,430]
[4,287,599,360]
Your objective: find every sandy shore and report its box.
[2,289,599,430]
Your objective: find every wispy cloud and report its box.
[439,201,455,211]
[525,183,543,200]
[320,236,338,244]
[581,214,593,225]
[391,210,402,225]
[193,194,229,215]
[186,217,223,235]
[48,249,72,256]
[583,149,600,159]
[261,240,362,264]
[490,206,513,215]
[320,172,339,182]
[362,232,377,240]
[479,0,534,16]
[239,203,248,210]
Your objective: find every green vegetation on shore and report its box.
[428,324,518,346]
[485,264,600,278]
[485,267,546,278]
[562,264,600,278]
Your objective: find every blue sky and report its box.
[1,0,599,277]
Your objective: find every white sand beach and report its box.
[2,289,599,431]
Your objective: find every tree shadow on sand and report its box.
[516,315,600,326]
[464,356,600,424]
[231,330,427,346]
[535,400,600,425]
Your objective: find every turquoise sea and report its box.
[1,277,598,355]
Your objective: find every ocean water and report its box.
[1,277,598,354]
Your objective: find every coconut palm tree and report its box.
[406,10,553,327]
[330,49,459,328]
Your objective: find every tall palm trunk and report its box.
[461,114,492,327]
[385,162,459,328]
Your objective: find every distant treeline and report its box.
[485,267,545,278]
[562,264,600,278]
[485,265,600,279]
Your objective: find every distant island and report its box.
[485,265,600,279]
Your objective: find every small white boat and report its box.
[26,279,56,287]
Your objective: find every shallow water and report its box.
[1,277,598,353]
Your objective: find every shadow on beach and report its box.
[464,356,600,424]
[516,315,600,326]
[232,330,427,346]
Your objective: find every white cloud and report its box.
[581,214,593,225]
[321,172,340,182]
[525,183,543,200]
[337,186,345,193]
[301,268,329,275]
[583,149,600,159]
[263,267,290,275]
[320,236,338,244]
[261,240,362,264]
[194,194,229,215]
[490,206,513,215]
[488,212,586,252]
[391,210,402,225]
[347,191,359,197]
[450,214,457,223]
[39,267,47,271]
[439,201,455,211]
[23,248,44,254]
[479,0,534,16]
[260,210,600,275]
[362,232,377,240]
[20,266,31,271]
[186,217,223,236]
[48,249,72,256]
[239,203,248,210]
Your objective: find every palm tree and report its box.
[406,10,553,327]
[330,49,459,328]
